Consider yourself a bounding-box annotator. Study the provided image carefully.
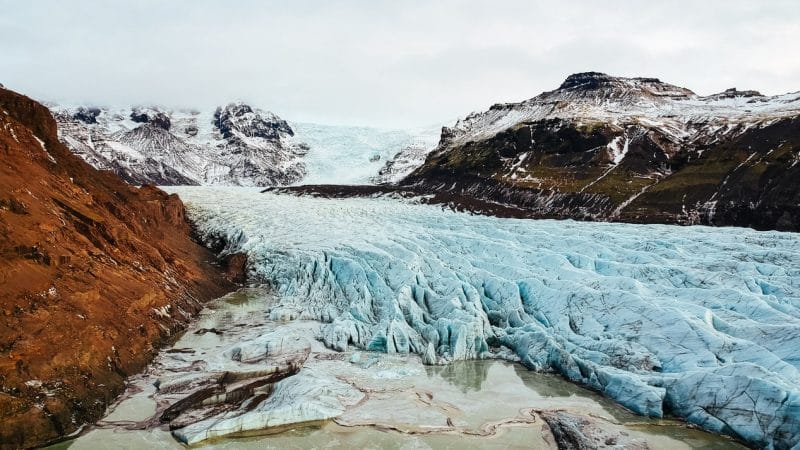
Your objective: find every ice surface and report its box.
[173,369,364,445]
[168,187,800,448]
[290,122,439,185]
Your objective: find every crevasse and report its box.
[169,186,800,449]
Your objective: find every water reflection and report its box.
[510,362,586,398]
[424,360,491,393]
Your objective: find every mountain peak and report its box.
[704,87,764,100]
[558,72,617,90]
[558,72,683,92]
[214,102,294,140]
[550,72,695,102]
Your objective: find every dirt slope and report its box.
[0,87,234,448]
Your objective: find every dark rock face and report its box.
[214,102,294,142]
[636,117,800,231]
[222,252,249,284]
[130,109,150,123]
[131,108,172,130]
[401,73,800,232]
[539,410,650,450]
[549,71,695,102]
[73,106,101,124]
[707,88,764,100]
[150,113,171,130]
[558,71,619,90]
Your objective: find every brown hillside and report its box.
[0,87,234,448]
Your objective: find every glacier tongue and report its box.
[288,122,440,185]
[168,186,800,448]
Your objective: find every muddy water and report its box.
[51,288,745,449]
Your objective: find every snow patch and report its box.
[607,135,630,164]
[34,135,57,164]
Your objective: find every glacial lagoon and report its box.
[57,288,746,449]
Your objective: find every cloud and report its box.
[1,0,798,127]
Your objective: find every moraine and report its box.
[75,187,800,448]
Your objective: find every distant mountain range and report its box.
[48,72,800,231]
[51,103,309,186]
[50,103,440,187]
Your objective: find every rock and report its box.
[130,108,171,130]
[540,410,650,450]
[172,369,364,445]
[129,109,149,123]
[150,113,171,130]
[0,87,234,449]
[401,72,800,232]
[214,102,293,141]
[72,106,101,124]
[51,102,308,186]
[221,252,248,284]
[0,196,29,214]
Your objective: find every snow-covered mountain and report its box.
[50,102,440,187]
[433,72,799,151]
[404,72,800,231]
[48,73,800,230]
[51,103,309,186]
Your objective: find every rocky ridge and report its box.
[51,102,309,186]
[0,88,235,448]
[402,72,800,231]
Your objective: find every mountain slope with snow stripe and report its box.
[403,72,800,231]
[50,103,308,186]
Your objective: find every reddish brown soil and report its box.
[0,88,234,448]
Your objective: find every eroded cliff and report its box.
[0,88,234,448]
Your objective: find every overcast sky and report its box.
[1,0,798,128]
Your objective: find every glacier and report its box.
[290,122,439,185]
[168,186,800,448]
